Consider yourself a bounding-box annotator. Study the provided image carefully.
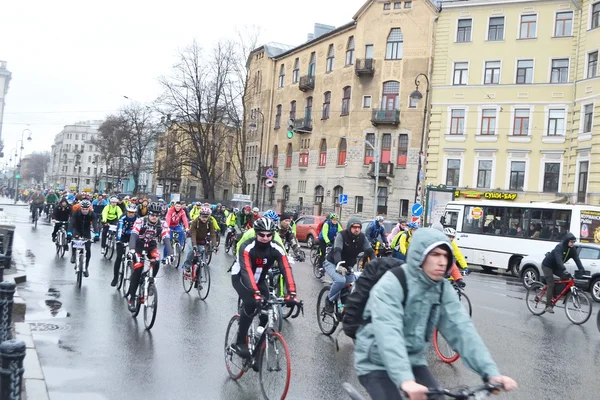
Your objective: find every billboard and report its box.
[580,210,600,243]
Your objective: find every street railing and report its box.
[0,281,26,399]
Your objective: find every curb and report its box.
[16,323,49,400]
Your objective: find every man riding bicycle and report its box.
[51,198,71,243]
[184,207,217,274]
[164,201,189,258]
[230,217,299,358]
[279,212,305,262]
[443,227,467,288]
[365,216,389,248]
[30,190,45,222]
[354,228,517,400]
[45,190,59,216]
[235,206,253,241]
[101,196,123,255]
[319,213,343,266]
[391,222,418,261]
[111,203,138,287]
[67,200,99,277]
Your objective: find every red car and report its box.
[294,215,326,248]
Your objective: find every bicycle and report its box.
[432,281,473,364]
[172,230,183,268]
[31,205,39,229]
[525,273,592,324]
[182,245,211,300]
[103,224,117,260]
[224,227,236,254]
[316,266,361,336]
[342,381,505,400]
[224,297,303,400]
[53,221,68,258]
[115,243,129,291]
[71,238,90,289]
[128,251,166,330]
[46,204,54,224]
[312,245,331,280]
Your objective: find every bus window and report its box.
[462,206,484,234]
[529,208,572,240]
[443,211,458,230]
[483,207,507,235]
[506,208,528,237]
[554,210,571,240]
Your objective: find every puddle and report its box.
[47,288,60,298]
[45,299,62,316]
[58,340,77,353]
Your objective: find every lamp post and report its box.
[14,129,33,204]
[251,110,265,208]
[409,74,430,208]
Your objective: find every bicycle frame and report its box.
[539,278,576,306]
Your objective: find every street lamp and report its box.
[409,73,430,207]
[14,129,33,203]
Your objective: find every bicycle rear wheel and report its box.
[564,290,592,325]
[433,328,459,363]
[144,283,158,330]
[259,332,291,400]
[197,263,211,300]
[205,248,213,265]
[526,282,547,316]
[224,234,232,254]
[597,308,600,332]
[224,315,245,380]
[316,286,338,336]
[313,260,324,279]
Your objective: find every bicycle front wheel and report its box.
[564,290,592,325]
[144,283,158,330]
[433,328,459,363]
[597,308,600,332]
[526,282,547,316]
[458,290,472,317]
[182,264,193,293]
[224,314,245,380]
[197,264,211,300]
[316,286,338,336]
[116,258,125,290]
[107,237,115,260]
[122,260,132,298]
[259,332,291,400]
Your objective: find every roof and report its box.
[273,21,356,60]
[263,42,296,58]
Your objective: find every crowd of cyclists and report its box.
[20,187,518,399]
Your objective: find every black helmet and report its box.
[80,200,92,209]
[148,202,162,215]
[253,217,277,232]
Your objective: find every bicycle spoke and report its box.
[564,291,592,325]
[259,332,291,400]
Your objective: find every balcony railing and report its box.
[355,58,375,76]
[293,118,313,132]
[371,109,400,126]
[298,75,315,91]
[368,162,395,178]
[259,166,278,178]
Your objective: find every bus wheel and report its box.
[482,266,495,274]
[509,258,522,277]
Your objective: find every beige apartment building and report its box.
[244,0,439,220]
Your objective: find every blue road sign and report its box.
[265,168,275,179]
[412,203,423,217]
[419,169,424,182]
[339,194,348,205]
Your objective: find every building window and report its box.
[314,186,324,204]
[450,109,465,135]
[319,139,327,166]
[338,138,347,165]
[326,44,335,72]
[484,61,501,84]
[588,51,598,78]
[488,16,505,41]
[394,2,402,9]
[362,96,372,108]
[285,143,292,168]
[550,59,569,83]
[341,86,351,115]
[377,187,388,215]
[578,161,589,203]
[383,2,391,10]
[513,109,530,135]
[555,11,573,36]
[386,28,403,59]
[278,64,285,88]
[364,133,375,164]
[543,163,560,192]
[480,109,497,135]
[453,62,468,85]
[292,58,299,83]
[381,134,392,163]
[520,14,537,39]
[290,100,296,120]
[516,60,533,84]
[404,1,412,8]
[400,199,409,217]
[477,160,492,188]
[322,92,331,119]
[457,19,472,42]
[510,161,526,190]
[308,52,316,77]
[446,159,461,186]
[355,196,364,213]
[275,104,282,129]
[346,36,355,66]
[299,152,309,167]
[305,96,313,123]
[397,134,408,167]
[583,104,594,133]
[382,81,399,109]
[548,109,565,136]
[592,2,600,30]
[273,145,278,168]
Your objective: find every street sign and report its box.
[265,168,275,179]
[419,169,424,182]
[338,194,348,205]
[411,216,420,224]
[265,179,275,188]
[412,203,423,217]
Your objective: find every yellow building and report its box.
[427,0,599,204]
[245,0,439,220]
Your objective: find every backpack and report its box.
[316,218,328,237]
[342,258,408,339]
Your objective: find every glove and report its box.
[456,279,466,289]
[335,262,347,276]
[462,268,470,276]
[253,291,264,307]
[284,293,297,306]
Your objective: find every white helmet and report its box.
[109,196,118,203]
[443,227,457,237]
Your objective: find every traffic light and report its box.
[287,119,294,139]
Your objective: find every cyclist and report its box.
[67,200,99,277]
[164,201,189,258]
[235,205,253,241]
[388,218,407,243]
[354,228,517,400]
[111,203,138,287]
[391,222,419,261]
[365,216,389,248]
[126,202,174,312]
[92,195,107,224]
[279,212,305,261]
[236,210,286,254]
[44,190,59,216]
[213,203,226,233]
[183,206,217,274]
[230,217,298,358]
[541,232,584,313]
[137,198,149,218]
[226,207,238,228]
[100,196,123,255]
[51,198,71,243]
[443,227,468,288]
[158,198,168,218]
[323,216,374,313]
[318,213,343,266]
[189,202,201,221]
[252,206,260,221]
[29,190,45,222]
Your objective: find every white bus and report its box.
[441,200,600,276]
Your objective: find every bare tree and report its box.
[24,151,50,183]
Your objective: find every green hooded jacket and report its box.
[354,228,500,387]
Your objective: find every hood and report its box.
[346,216,361,234]
[405,228,454,278]
[562,232,576,247]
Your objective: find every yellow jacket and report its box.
[190,207,200,221]
[391,230,412,255]
[452,240,468,270]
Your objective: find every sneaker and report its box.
[324,298,334,314]
[70,253,76,264]
[83,268,89,278]
[110,277,118,287]
[127,296,136,312]
[232,343,251,359]
[545,306,555,314]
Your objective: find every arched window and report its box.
[286,143,293,168]
[333,185,344,205]
[326,44,335,72]
[292,58,300,83]
[382,81,400,110]
[278,64,285,88]
[364,133,375,164]
[314,185,324,204]
[290,100,296,119]
[381,133,392,163]
[397,134,408,167]
[386,28,403,60]
[308,52,316,76]
[273,145,279,168]
[282,185,290,201]
[341,86,351,115]
[319,139,327,166]
[346,36,355,66]
[322,92,331,119]
[337,138,347,165]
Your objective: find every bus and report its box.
[441,200,600,276]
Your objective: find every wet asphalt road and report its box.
[5,204,600,399]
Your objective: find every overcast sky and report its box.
[1,0,365,160]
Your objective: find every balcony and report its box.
[293,118,313,133]
[355,58,375,76]
[368,162,395,179]
[371,109,400,126]
[298,75,315,92]
[259,166,278,178]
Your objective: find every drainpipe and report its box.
[566,1,582,200]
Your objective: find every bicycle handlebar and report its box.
[425,382,504,398]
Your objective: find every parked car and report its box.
[295,215,326,248]
[519,243,600,302]
[361,220,395,240]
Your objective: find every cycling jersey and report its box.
[226,213,237,227]
[319,220,342,244]
[102,205,123,223]
[165,207,189,229]
[129,216,171,248]
[236,228,285,255]
[117,215,138,243]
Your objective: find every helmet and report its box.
[124,196,130,200]
[200,207,211,216]
[375,216,385,222]
[407,222,419,230]
[158,199,164,203]
[126,204,137,213]
[263,210,279,221]
[252,207,259,213]
[109,196,118,203]
[243,205,251,212]
[329,213,339,220]
[80,200,92,209]
[233,207,240,214]
[254,217,277,232]
[443,227,457,237]
[148,202,162,214]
